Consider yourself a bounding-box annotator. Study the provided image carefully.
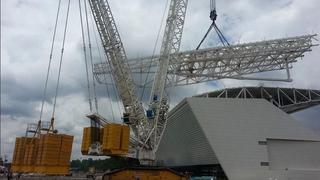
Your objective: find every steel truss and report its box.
[88,0,149,145]
[94,34,317,86]
[147,0,188,153]
[88,0,189,161]
[197,87,320,113]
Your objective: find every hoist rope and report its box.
[78,0,93,112]
[101,46,124,117]
[39,0,62,122]
[89,11,116,122]
[210,0,216,11]
[196,22,214,50]
[105,63,124,118]
[196,22,230,49]
[140,0,170,102]
[213,23,225,46]
[213,23,230,46]
[84,0,99,114]
[197,0,230,49]
[52,0,71,118]
[87,5,123,119]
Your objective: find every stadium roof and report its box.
[196,87,320,113]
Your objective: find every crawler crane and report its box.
[84,0,317,164]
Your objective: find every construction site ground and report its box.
[0,174,103,180]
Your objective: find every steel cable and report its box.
[196,22,214,50]
[214,23,230,46]
[39,0,62,122]
[89,11,124,120]
[140,0,170,102]
[89,8,116,122]
[52,0,71,118]
[196,0,230,49]
[84,0,99,114]
[79,0,93,112]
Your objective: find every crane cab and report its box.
[146,109,155,119]
[123,112,131,124]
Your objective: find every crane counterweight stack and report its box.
[11,122,74,175]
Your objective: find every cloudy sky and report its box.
[1,0,320,161]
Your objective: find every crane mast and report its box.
[147,0,188,151]
[88,0,189,160]
[88,0,149,144]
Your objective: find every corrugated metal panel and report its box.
[81,127,93,155]
[12,138,23,172]
[157,98,320,180]
[267,139,320,171]
[41,135,62,166]
[121,125,130,151]
[23,138,38,170]
[156,101,219,166]
[59,135,74,166]
[103,124,122,150]
[102,124,129,155]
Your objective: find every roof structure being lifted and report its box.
[156,97,320,180]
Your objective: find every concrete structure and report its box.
[156,97,320,180]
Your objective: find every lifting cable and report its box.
[104,61,124,118]
[52,0,71,119]
[84,0,99,114]
[196,0,230,50]
[107,60,125,118]
[196,22,230,50]
[90,5,124,118]
[89,9,117,122]
[78,0,93,112]
[100,43,124,118]
[140,0,170,101]
[89,8,123,120]
[39,0,62,122]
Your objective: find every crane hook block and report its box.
[210,10,217,22]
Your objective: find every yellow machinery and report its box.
[11,121,74,175]
[102,167,188,180]
[81,122,130,156]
